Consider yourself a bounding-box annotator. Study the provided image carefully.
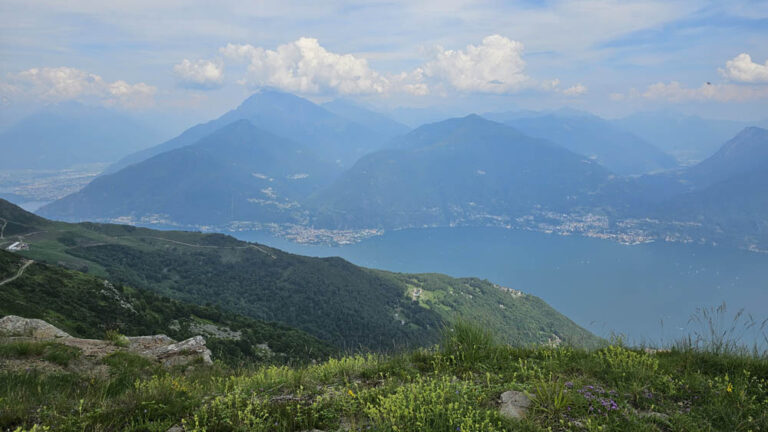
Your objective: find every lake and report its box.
[233,226,768,345]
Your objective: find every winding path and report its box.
[136,236,276,259]
[0,259,33,286]
[0,218,6,240]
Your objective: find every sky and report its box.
[1,0,767,129]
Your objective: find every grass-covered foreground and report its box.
[2,322,766,432]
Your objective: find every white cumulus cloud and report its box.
[1,66,156,107]
[220,38,389,95]
[562,84,588,96]
[420,35,529,94]
[719,53,768,83]
[173,59,224,89]
[190,35,578,98]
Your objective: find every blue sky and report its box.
[1,0,767,126]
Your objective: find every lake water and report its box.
[233,227,768,345]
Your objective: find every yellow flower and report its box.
[726,383,733,393]
[348,389,357,398]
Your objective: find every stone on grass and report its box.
[499,390,531,419]
[0,315,71,339]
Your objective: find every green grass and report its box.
[3,322,767,432]
[0,341,81,366]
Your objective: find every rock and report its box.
[0,315,71,339]
[499,390,530,419]
[167,425,184,432]
[127,334,176,351]
[0,315,213,368]
[142,335,213,366]
[189,322,242,340]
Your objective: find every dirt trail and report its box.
[0,218,6,239]
[0,259,33,286]
[137,236,276,258]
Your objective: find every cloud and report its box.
[220,38,389,95]
[419,35,530,94]
[562,84,588,96]
[719,53,768,83]
[173,59,224,89]
[1,66,156,107]
[176,35,586,98]
[642,81,768,102]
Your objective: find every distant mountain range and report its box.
[3,198,599,349]
[0,102,161,170]
[603,127,768,247]
[321,99,411,139]
[611,111,765,165]
[310,115,611,228]
[484,110,678,175]
[106,90,398,174]
[30,90,768,250]
[40,120,337,225]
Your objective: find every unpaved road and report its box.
[0,259,33,286]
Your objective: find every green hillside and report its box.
[1,199,599,350]
[2,321,765,431]
[0,250,333,364]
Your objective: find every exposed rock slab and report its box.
[142,335,213,366]
[127,334,176,352]
[499,390,531,419]
[0,315,213,367]
[0,315,72,339]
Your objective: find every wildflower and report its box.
[726,383,733,393]
[565,381,573,388]
[348,389,357,398]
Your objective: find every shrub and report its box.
[530,375,570,421]
[105,330,130,348]
[364,375,503,432]
[441,320,500,370]
[595,346,658,386]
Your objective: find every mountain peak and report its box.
[235,89,313,113]
[734,126,768,139]
[719,126,768,155]
[684,125,768,187]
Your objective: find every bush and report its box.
[595,345,659,386]
[105,330,130,348]
[364,375,504,432]
[441,320,500,370]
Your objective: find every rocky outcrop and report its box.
[0,315,213,367]
[142,335,212,366]
[0,315,72,339]
[499,390,531,419]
